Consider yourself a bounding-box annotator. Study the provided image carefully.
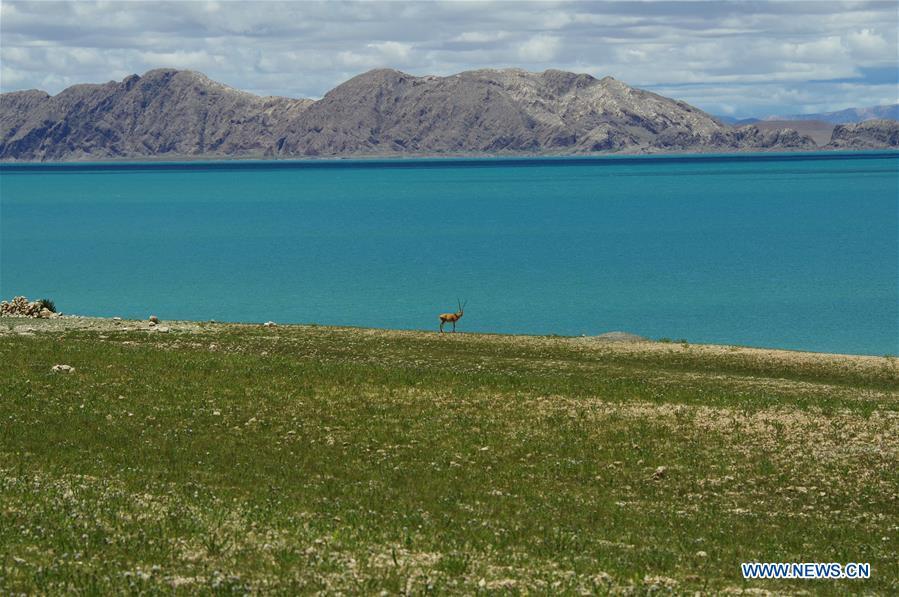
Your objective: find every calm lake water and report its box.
[1,152,897,355]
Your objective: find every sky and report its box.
[1,0,896,118]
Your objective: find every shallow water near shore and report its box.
[2,152,897,355]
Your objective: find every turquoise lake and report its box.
[1,152,897,355]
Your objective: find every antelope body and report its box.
[439,300,466,333]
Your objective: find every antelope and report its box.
[439,299,466,333]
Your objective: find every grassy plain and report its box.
[1,317,897,594]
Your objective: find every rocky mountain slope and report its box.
[276,68,738,155]
[0,70,312,161]
[750,120,835,146]
[826,119,899,149]
[1,68,892,161]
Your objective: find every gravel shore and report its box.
[2,314,893,376]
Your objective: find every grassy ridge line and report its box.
[1,317,897,594]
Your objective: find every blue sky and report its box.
[1,0,896,118]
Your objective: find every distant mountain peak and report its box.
[356,67,411,78]
[760,103,899,124]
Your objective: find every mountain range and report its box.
[1,68,896,161]
[718,104,899,126]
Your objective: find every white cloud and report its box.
[453,31,510,43]
[368,41,412,63]
[777,37,846,61]
[517,34,560,62]
[845,28,890,59]
[137,50,225,71]
[336,50,378,70]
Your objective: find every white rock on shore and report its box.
[1,296,58,318]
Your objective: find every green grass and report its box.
[37,298,56,313]
[1,322,897,594]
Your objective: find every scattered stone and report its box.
[149,315,159,324]
[51,364,75,374]
[157,326,170,333]
[263,321,277,328]
[652,466,668,480]
[643,575,678,589]
[112,317,122,321]
[696,550,708,558]
[39,308,53,318]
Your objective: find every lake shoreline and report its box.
[2,147,897,167]
[3,314,894,367]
